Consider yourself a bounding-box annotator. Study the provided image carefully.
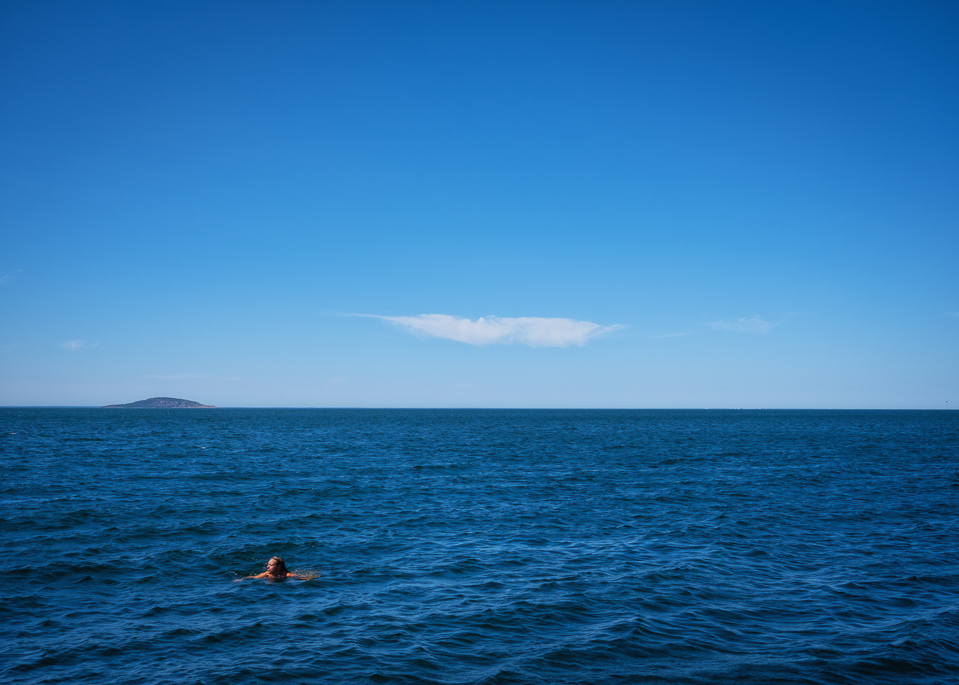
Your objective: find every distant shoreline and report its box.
[102,397,217,409]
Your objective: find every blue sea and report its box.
[2,409,958,684]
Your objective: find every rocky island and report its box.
[103,397,217,408]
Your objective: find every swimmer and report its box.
[239,556,311,580]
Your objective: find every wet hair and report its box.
[268,557,288,575]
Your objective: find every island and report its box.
[103,397,217,408]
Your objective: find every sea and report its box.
[1,408,958,684]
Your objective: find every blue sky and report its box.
[1,0,957,408]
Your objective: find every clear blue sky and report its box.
[1,0,956,408]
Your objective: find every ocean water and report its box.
[1,408,958,684]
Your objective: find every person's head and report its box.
[266,556,288,576]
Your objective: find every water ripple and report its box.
[1,408,958,683]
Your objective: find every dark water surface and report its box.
[2,409,958,684]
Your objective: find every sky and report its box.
[1,0,957,408]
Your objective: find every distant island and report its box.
[103,397,217,408]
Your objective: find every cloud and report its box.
[365,314,623,347]
[708,315,774,334]
[947,312,959,318]
[62,340,96,351]
[0,270,22,285]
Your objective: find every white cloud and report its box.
[709,315,774,334]
[947,312,959,318]
[0,270,22,284]
[62,340,96,351]
[366,314,623,347]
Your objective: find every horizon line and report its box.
[0,405,954,411]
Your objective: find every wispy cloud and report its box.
[708,315,774,334]
[364,314,623,347]
[947,312,959,318]
[62,340,97,351]
[0,270,22,285]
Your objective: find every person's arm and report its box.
[235,572,270,581]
